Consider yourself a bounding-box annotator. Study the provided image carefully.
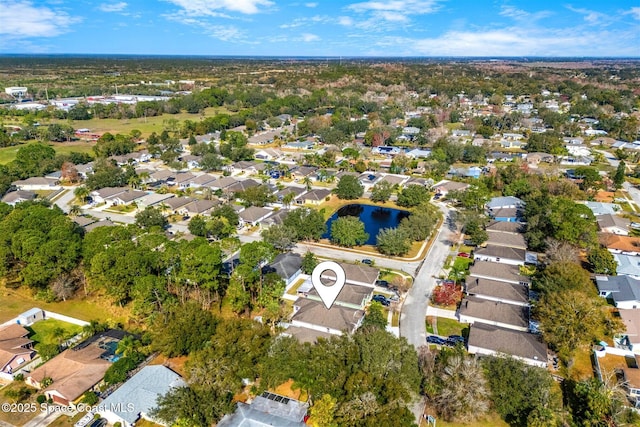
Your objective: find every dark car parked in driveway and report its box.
[446,335,465,346]
[372,294,390,306]
[427,336,446,345]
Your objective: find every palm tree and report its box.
[138,171,150,190]
[302,176,312,190]
[68,204,81,217]
[115,335,140,358]
[202,187,214,201]
[128,174,141,190]
[74,185,89,204]
[282,192,295,208]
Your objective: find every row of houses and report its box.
[460,217,547,368]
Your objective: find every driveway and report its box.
[400,203,455,348]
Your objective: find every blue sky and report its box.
[1,0,639,56]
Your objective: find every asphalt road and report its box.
[400,203,455,348]
[623,182,640,208]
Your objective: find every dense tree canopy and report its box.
[335,175,364,200]
[330,216,369,247]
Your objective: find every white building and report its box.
[5,87,28,97]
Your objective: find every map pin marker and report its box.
[311,261,346,309]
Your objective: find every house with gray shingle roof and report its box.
[467,323,547,368]
[596,275,640,309]
[263,253,302,287]
[98,365,186,427]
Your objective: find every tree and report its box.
[376,227,411,256]
[614,160,626,189]
[397,184,430,208]
[588,246,617,275]
[534,261,595,295]
[574,166,602,191]
[484,356,563,427]
[152,303,219,357]
[398,206,439,241]
[334,175,363,200]
[427,350,490,423]
[282,208,326,241]
[309,394,338,427]
[188,215,208,237]
[301,251,318,274]
[261,224,297,251]
[362,301,387,329]
[237,184,275,207]
[535,290,611,362]
[135,207,168,229]
[462,214,488,246]
[330,216,369,247]
[370,180,393,203]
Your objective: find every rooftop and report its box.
[474,245,526,262]
[292,298,364,333]
[469,260,531,284]
[98,365,185,424]
[485,230,527,249]
[596,275,640,304]
[468,323,547,362]
[307,283,373,308]
[465,277,529,305]
[264,253,302,280]
[459,295,529,329]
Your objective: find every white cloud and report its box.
[566,6,606,24]
[373,26,639,57]
[627,7,640,20]
[499,5,552,22]
[338,16,354,26]
[344,0,440,29]
[301,33,320,42]
[305,2,318,7]
[208,25,245,41]
[0,1,81,39]
[165,0,274,15]
[99,2,128,13]
[348,0,440,15]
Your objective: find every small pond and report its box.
[323,204,410,245]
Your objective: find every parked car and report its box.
[89,419,107,427]
[376,279,389,288]
[361,259,373,265]
[427,336,446,345]
[446,335,465,345]
[457,252,470,258]
[372,294,390,306]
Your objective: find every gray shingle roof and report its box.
[465,277,529,305]
[486,196,525,210]
[264,253,302,281]
[469,260,531,285]
[218,402,307,427]
[486,231,527,249]
[468,323,547,363]
[474,245,526,262]
[292,298,364,333]
[596,275,640,304]
[98,365,185,424]
[459,295,529,329]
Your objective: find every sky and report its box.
[1,0,639,57]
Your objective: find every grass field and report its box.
[435,317,468,338]
[0,381,40,425]
[0,284,130,325]
[0,141,95,165]
[27,319,82,346]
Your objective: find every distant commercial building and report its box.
[5,87,28,97]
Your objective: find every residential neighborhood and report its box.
[0,56,639,427]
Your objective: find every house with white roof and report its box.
[98,365,186,427]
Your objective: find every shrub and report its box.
[104,356,139,385]
[13,373,24,381]
[36,395,47,404]
[82,391,99,405]
[431,283,463,307]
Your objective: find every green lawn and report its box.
[0,381,40,426]
[0,285,130,325]
[0,141,95,165]
[27,319,82,346]
[435,317,469,338]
